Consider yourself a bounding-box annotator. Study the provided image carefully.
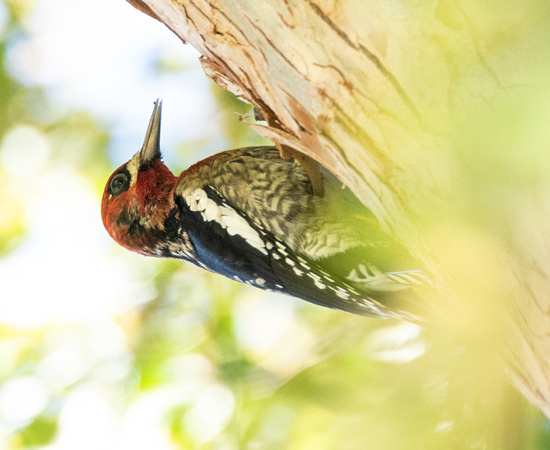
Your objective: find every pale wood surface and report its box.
[127,0,550,417]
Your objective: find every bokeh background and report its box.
[1,0,550,448]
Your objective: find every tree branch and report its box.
[127,0,550,418]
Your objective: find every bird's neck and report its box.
[115,163,178,256]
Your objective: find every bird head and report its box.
[101,100,177,255]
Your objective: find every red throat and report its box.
[101,161,177,254]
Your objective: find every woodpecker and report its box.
[102,100,432,321]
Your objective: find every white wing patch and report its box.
[185,188,267,255]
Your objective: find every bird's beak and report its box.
[139,99,162,166]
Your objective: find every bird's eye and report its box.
[109,171,130,196]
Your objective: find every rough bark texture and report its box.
[127,0,550,418]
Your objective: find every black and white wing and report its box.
[173,184,396,318]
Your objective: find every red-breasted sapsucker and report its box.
[101,100,432,321]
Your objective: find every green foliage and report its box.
[211,84,271,150]
[20,416,58,446]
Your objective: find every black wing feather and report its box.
[175,190,280,289]
[175,186,391,318]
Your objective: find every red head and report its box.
[101,100,177,255]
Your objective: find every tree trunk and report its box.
[128,0,550,419]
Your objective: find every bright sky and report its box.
[0,0,218,328]
[5,0,221,160]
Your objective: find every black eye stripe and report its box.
[108,167,131,196]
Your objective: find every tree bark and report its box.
[127,0,550,418]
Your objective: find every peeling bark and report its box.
[127,0,550,418]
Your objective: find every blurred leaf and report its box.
[211,84,271,149]
[20,415,57,446]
